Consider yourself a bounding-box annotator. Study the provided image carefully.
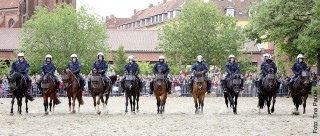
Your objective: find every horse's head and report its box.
[301,70,310,86]
[7,72,23,92]
[61,68,74,87]
[42,73,51,84]
[91,69,99,76]
[269,68,275,74]
[8,72,22,82]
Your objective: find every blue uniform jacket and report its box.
[10,60,30,75]
[92,60,108,75]
[124,62,140,75]
[41,62,56,75]
[153,62,170,76]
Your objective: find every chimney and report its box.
[163,0,167,3]
[110,14,115,19]
[149,3,153,8]
[134,9,137,14]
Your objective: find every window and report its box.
[240,0,244,2]
[8,18,15,28]
[226,8,234,17]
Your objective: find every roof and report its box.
[0,29,260,53]
[215,0,253,21]
[0,28,20,51]
[108,30,161,52]
[106,18,130,29]
[123,0,185,25]
[0,0,19,10]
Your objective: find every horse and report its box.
[7,72,34,115]
[124,72,140,113]
[224,74,241,114]
[61,69,84,113]
[192,72,207,114]
[89,69,117,115]
[41,73,58,115]
[291,68,311,115]
[258,68,278,114]
[153,70,167,114]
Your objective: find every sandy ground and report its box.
[0,95,318,136]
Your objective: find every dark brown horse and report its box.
[7,72,34,115]
[258,68,278,114]
[153,70,167,114]
[124,73,140,113]
[224,74,241,114]
[41,73,57,115]
[89,70,117,115]
[192,72,207,114]
[291,68,311,115]
[61,69,84,113]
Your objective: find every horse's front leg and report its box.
[18,96,22,115]
[97,94,101,115]
[43,95,48,114]
[200,94,205,114]
[72,93,76,113]
[303,97,307,114]
[234,93,239,114]
[25,96,29,113]
[271,94,276,113]
[68,96,71,113]
[224,92,229,108]
[49,96,52,112]
[10,94,15,115]
[132,95,136,113]
[125,93,129,113]
[267,96,271,114]
[193,94,198,114]
[93,95,97,113]
[136,94,140,112]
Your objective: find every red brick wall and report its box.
[0,51,16,60]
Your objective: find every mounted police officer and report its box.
[221,55,244,92]
[66,54,85,91]
[189,55,211,94]
[255,53,280,93]
[150,55,172,94]
[288,54,311,94]
[10,53,34,101]
[121,55,142,92]
[91,52,109,91]
[40,54,61,105]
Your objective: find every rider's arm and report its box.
[165,64,170,76]
[24,61,30,74]
[74,62,81,74]
[235,63,240,74]
[203,64,208,73]
[100,61,108,74]
[191,64,196,73]
[261,63,266,75]
[50,64,56,75]
[226,63,231,75]
[273,62,278,73]
[135,63,140,75]
[92,61,96,70]
[124,64,128,74]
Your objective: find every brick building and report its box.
[0,0,76,28]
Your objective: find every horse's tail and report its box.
[109,75,117,85]
[25,92,35,101]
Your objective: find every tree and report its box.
[158,0,244,68]
[113,45,127,75]
[136,61,153,76]
[238,54,257,74]
[0,61,10,76]
[245,0,319,73]
[19,3,108,75]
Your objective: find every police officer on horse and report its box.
[91,52,109,91]
[189,55,211,94]
[150,55,172,94]
[10,52,34,100]
[288,54,311,94]
[255,53,280,93]
[121,55,142,92]
[66,54,85,91]
[40,54,61,104]
[221,54,244,92]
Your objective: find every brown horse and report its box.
[291,68,310,115]
[61,69,84,113]
[89,70,117,115]
[153,70,167,114]
[192,72,207,114]
[41,73,57,115]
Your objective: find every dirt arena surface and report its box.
[0,96,317,136]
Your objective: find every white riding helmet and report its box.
[45,54,52,60]
[17,53,25,57]
[97,52,104,56]
[228,54,235,59]
[70,54,77,58]
[268,54,272,59]
[128,55,134,60]
[263,53,269,58]
[297,54,304,59]
[197,55,203,62]
[159,55,165,60]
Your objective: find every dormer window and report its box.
[226,7,234,17]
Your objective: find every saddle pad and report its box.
[91,76,101,82]
[233,79,241,85]
[196,77,204,82]
[267,74,275,79]
[41,83,50,88]
[125,75,135,81]
[61,74,69,80]
[8,83,16,88]
[155,74,164,80]
[301,71,309,77]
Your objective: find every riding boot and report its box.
[88,81,91,92]
[26,80,35,101]
[139,80,143,92]
[206,80,211,94]
[121,80,125,93]
[189,80,194,93]
[149,80,154,95]
[241,78,245,91]
[167,81,172,94]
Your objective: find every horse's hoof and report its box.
[271,109,274,113]
[10,113,14,116]
[97,111,101,115]
[268,112,271,114]
[72,111,76,114]
[45,112,49,115]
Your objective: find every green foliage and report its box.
[19,3,108,75]
[136,61,153,76]
[158,0,244,68]
[0,61,10,76]
[245,0,319,73]
[112,45,127,75]
[238,54,257,74]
